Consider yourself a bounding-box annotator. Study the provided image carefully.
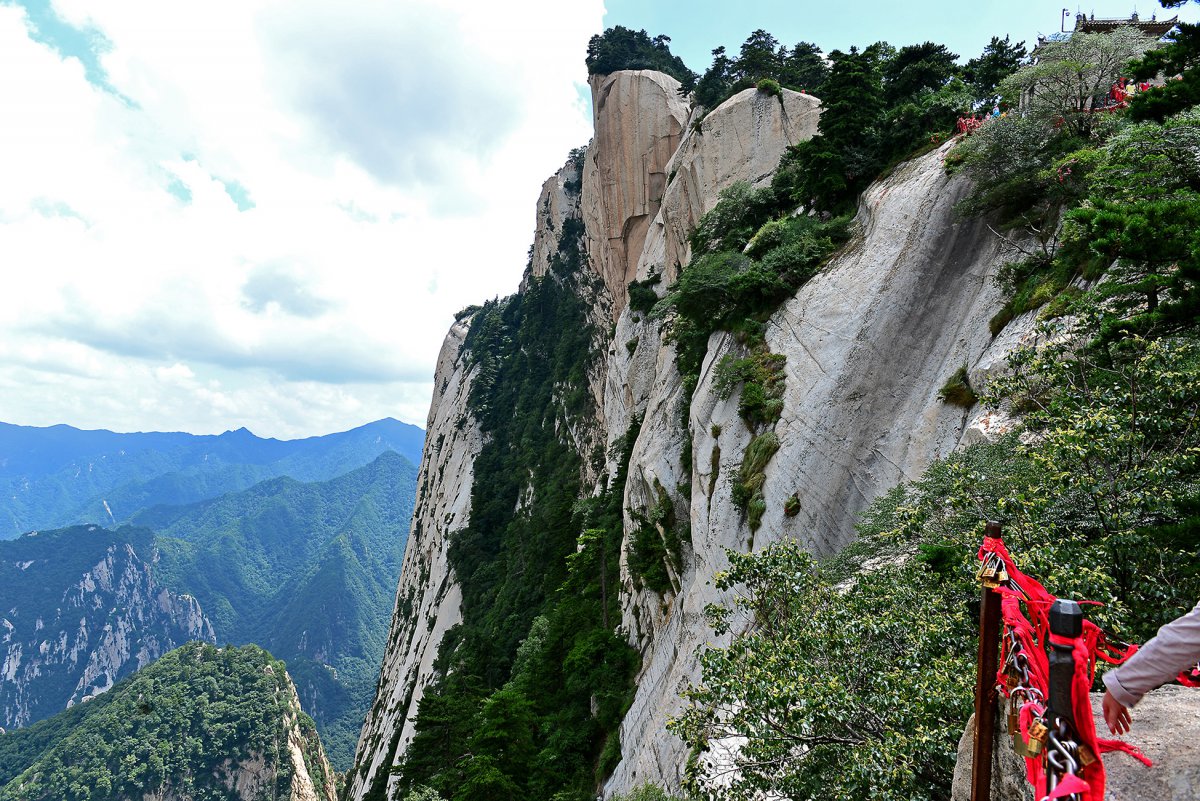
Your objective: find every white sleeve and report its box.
[1104,599,1200,707]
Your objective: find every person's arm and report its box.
[1102,599,1200,734]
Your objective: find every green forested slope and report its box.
[0,643,334,801]
[143,450,417,769]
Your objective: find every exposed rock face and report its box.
[219,676,339,801]
[351,69,1034,799]
[0,527,214,729]
[606,139,1020,792]
[345,320,482,801]
[582,70,690,317]
[949,712,1035,801]
[951,686,1200,801]
[648,87,822,285]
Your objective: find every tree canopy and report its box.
[585,27,696,87]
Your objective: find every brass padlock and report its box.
[976,560,994,583]
[1005,672,1020,691]
[1079,744,1097,767]
[1012,731,1031,758]
[997,568,1010,584]
[1025,718,1049,756]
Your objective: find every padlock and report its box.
[997,568,1010,584]
[1005,672,1019,691]
[1079,743,1097,767]
[1012,732,1031,758]
[1025,718,1049,756]
[1008,705,1020,735]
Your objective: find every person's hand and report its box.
[1103,689,1132,735]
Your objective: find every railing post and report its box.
[971,521,1003,801]
[1047,599,1082,729]
[1046,599,1084,796]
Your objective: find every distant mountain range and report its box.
[0,419,423,771]
[0,418,424,539]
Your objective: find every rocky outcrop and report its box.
[218,675,338,801]
[951,686,1200,801]
[582,70,690,317]
[0,527,214,729]
[647,86,822,285]
[345,320,482,801]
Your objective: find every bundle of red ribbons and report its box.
[978,537,1153,801]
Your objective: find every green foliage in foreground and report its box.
[0,643,321,801]
[673,311,1200,798]
[672,539,974,801]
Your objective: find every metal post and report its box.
[1047,599,1082,729]
[1046,599,1084,796]
[971,521,1003,801]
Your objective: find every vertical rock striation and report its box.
[345,319,482,801]
[582,70,690,317]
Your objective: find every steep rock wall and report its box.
[601,86,822,480]
[345,320,481,801]
[606,141,1019,791]
[352,69,1033,799]
[582,70,690,317]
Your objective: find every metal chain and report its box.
[1044,715,1081,801]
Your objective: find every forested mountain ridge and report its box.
[0,449,418,772]
[0,418,423,538]
[144,450,418,769]
[0,642,338,801]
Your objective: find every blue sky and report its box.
[1,0,1196,439]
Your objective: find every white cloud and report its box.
[0,0,602,438]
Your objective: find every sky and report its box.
[2,1,1197,440]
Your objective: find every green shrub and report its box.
[989,303,1015,337]
[783,493,801,517]
[756,77,782,97]
[747,496,768,531]
[627,274,662,314]
[732,432,780,525]
[938,365,977,408]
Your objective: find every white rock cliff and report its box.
[350,71,1031,798]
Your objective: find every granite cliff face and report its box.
[0,526,214,731]
[350,70,1032,797]
[344,320,482,801]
